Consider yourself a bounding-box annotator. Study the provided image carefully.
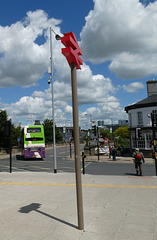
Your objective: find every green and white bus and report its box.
[24,125,45,159]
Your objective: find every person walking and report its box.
[132,148,145,176]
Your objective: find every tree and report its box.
[43,119,53,143]
[114,125,129,138]
[0,110,23,149]
[43,118,63,144]
[11,125,22,147]
[114,125,130,148]
[0,110,8,148]
[99,128,113,140]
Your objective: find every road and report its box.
[0,144,156,176]
[84,161,156,176]
[0,144,76,173]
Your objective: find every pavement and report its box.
[0,149,157,239]
[84,154,154,164]
[0,166,157,239]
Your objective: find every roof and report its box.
[125,94,157,112]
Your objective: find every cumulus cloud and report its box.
[0,10,61,87]
[80,0,157,79]
[122,81,145,92]
[4,75,125,127]
[0,9,129,127]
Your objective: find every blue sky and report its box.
[0,0,157,128]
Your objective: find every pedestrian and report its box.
[132,148,145,176]
[109,146,112,158]
[112,146,116,161]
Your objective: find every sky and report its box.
[0,0,157,129]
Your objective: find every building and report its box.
[118,120,128,125]
[98,121,104,127]
[125,80,157,157]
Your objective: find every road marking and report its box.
[0,182,157,189]
[81,162,92,172]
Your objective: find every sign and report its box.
[61,32,83,69]
[95,146,109,154]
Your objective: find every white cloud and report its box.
[0,10,61,87]
[122,81,145,92]
[0,9,129,127]
[4,78,126,127]
[80,0,157,79]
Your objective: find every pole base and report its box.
[54,169,57,173]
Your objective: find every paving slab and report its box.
[0,172,157,240]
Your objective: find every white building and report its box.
[125,80,157,157]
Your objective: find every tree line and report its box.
[0,110,130,149]
[0,110,63,149]
[99,125,129,148]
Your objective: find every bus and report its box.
[24,125,45,159]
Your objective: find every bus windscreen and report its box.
[27,128,41,133]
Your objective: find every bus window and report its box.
[27,128,41,133]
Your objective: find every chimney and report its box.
[146,80,157,97]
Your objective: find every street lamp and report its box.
[49,27,61,174]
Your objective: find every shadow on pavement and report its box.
[125,172,137,176]
[19,203,78,229]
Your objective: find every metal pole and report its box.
[71,62,84,230]
[151,113,157,176]
[98,142,100,161]
[82,152,85,174]
[9,120,12,173]
[70,141,72,158]
[50,27,57,173]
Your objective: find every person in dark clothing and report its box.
[132,148,145,176]
[112,146,116,161]
[109,146,112,158]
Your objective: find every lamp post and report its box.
[49,27,57,173]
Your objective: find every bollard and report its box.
[70,141,72,158]
[97,142,100,161]
[82,152,86,174]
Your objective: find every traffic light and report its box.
[150,140,154,146]
[92,125,97,136]
[4,120,11,136]
[63,127,66,134]
[137,128,142,139]
[151,113,157,129]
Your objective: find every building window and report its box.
[129,113,132,127]
[131,129,153,150]
[137,112,143,126]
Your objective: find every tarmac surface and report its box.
[0,163,157,239]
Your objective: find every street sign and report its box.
[61,32,83,69]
